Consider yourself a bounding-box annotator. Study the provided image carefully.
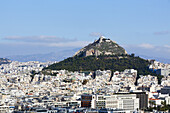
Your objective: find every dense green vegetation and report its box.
[146,101,170,112]
[44,54,162,83]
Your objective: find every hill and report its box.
[45,54,155,75]
[74,36,127,57]
[44,37,162,83]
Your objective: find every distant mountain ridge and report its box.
[74,36,127,57]
[6,48,80,62]
[139,55,170,64]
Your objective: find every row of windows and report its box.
[96,103,105,105]
[98,97,105,100]
[106,101,117,104]
[97,101,105,103]
[81,101,91,107]
[119,102,134,105]
[96,105,105,108]
[97,102,105,103]
[106,105,117,108]
[82,96,92,100]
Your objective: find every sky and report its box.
[0,0,170,61]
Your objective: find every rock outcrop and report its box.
[74,36,127,57]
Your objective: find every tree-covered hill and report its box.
[43,36,162,83]
[44,54,155,76]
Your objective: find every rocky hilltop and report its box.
[74,36,127,57]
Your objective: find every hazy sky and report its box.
[0,0,170,60]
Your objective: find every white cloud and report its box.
[154,31,170,35]
[48,41,90,47]
[138,43,155,49]
[2,36,90,48]
[164,45,170,48]
[123,44,170,61]
[3,35,91,47]
[89,32,104,37]
[4,35,77,43]
[163,45,170,53]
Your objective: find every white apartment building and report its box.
[92,94,139,111]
